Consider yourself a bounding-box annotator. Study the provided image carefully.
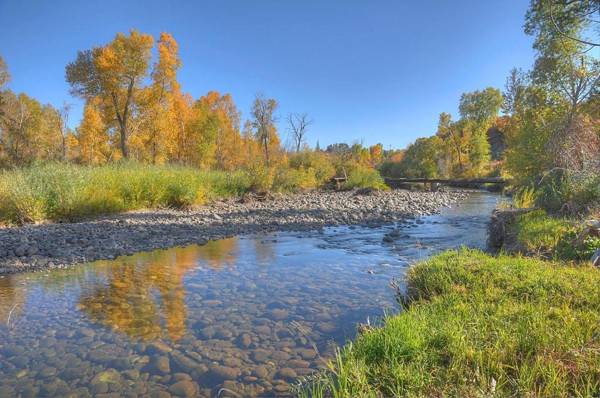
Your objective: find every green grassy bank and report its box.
[0,162,386,224]
[298,249,600,398]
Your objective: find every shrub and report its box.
[343,166,388,190]
[272,167,317,192]
[533,170,600,215]
[289,151,336,185]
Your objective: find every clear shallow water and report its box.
[0,192,500,397]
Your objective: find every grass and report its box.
[511,209,600,261]
[0,162,254,224]
[0,161,392,224]
[297,249,600,398]
[514,210,573,256]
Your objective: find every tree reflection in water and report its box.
[78,238,239,341]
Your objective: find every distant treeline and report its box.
[381,0,600,215]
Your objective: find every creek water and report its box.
[0,192,501,397]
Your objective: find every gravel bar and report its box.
[0,189,468,274]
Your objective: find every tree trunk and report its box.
[263,137,270,166]
[119,122,129,158]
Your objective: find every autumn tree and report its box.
[66,30,154,158]
[288,112,312,152]
[135,32,182,164]
[0,92,62,165]
[369,143,383,166]
[78,99,110,165]
[251,94,280,165]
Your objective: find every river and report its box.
[0,192,501,397]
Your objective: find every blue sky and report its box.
[0,0,534,149]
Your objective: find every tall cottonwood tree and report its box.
[251,94,280,165]
[66,30,154,158]
[142,32,183,164]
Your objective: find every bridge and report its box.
[331,176,508,190]
[383,176,508,189]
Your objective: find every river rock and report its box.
[277,367,297,380]
[168,380,198,397]
[209,364,241,381]
[252,366,269,378]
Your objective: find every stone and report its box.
[271,351,291,361]
[269,308,289,320]
[278,367,297,380]
[147,341,173,355]
[168,380,198,397]
[214,327,233,339]
[255,325,271,335]
[91,382,109,394]
[208,364,241,381]
[287,359,310,368]
[237,333,252,348]
[251,349,270,363]
[91,369,122,385]
[173,373,192,382]
[297,348,317,360]
[13,244,28,257]
[273,383,289,393]
[253,366,269,378]
[151,356,171,374]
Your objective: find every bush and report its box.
[533,170,600,215]
[272,167,317,192]
[288,151,336,186]
[343,166,388,190]
[299,249,600,397]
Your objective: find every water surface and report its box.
[0,192,500,397]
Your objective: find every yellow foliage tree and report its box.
[78,100,110,165]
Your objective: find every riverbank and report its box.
[298,249,600,397]
[0,189,467,274]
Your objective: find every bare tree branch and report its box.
[288,112,312,152]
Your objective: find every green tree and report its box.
[398,136,442,178]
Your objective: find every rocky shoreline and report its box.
[0,189,468,274]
